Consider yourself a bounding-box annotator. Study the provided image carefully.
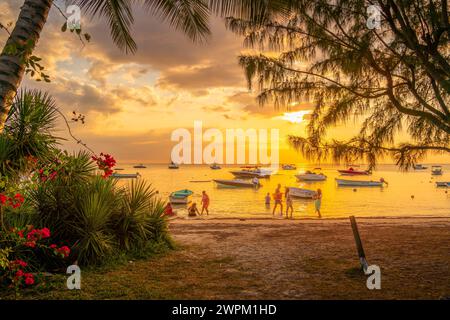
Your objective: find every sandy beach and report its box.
[166,217,450,299]
[7,216,449,300]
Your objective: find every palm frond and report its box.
[76,0,137,53]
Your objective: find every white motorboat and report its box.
[168,162,179,169]
[287,187,316,199]
[336,178,387,187]
[214,179,261,188]
[431,166,443,175]
[282,164,297,170]
[111,173,140,179]
[414,164,428,170]
[435,182,450,187]
[169,189,193,204]
[230,167,271,178]
[296,171,327,181]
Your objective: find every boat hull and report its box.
[336,178,383,187]
[296,174,327,181]
[338,170,370,175]
[436,182,450,187]
[230,171,271,178]
[111,173,139,179]
[214,179,261,188]
[288,187,316,199]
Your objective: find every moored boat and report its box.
[338,167,371,175]
[111,173,140,179]
[210,163,221,170]
[168,162,179,169]
[133,164,146,169]
[336,178,387,187]
[282,164,297,170]
[296,171,327,181]
[431,165,443,175]
[230,167,271,178]
[169,189,193,204]
[435,182,450,187]
[213,179,261,188]
[287,187,316,199]
[414,164,428,170]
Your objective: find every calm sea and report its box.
[116,164,450,219]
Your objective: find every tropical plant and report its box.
[228,0,450,169]
[0,0,288,131]
[0,89,59,178]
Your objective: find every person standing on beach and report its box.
[201,191,210,215]
[314,189,322,218]
[285,188,294,219]
[272,184,283,216]
[265,193,271,208]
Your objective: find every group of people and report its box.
[165,185,322,219]
[266,184,322,218]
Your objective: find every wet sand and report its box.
[168,217,450,299]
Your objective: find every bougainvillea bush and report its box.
[0,89,172,296]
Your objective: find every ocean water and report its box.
[116,164,450,219]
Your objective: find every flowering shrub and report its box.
[1,226,71,291]
[92,153,116,178]
[0,193,25,209]
[1,192,71,293]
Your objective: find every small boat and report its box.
[210,163,221,170]
[230,167,271,178]
[431,165,443,175]
[214,179,261,188]
[282,164,297,170]
[414,164,428,170]
[287,187,316,199]
[169,189,193,204]
[336,178,387,187]
[296,171,327,181]
[111,173,140,179]
[435,182,450,187]
[133,164,146,169]
[168,162,179,169]
[338,167,371,175]
[114,168,125,171]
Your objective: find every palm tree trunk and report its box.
[0,0,53,132]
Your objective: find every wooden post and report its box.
[349,216,369,273]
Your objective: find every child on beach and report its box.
[201,191,210,215]
[272,184,283,216]
[164,203,176,217]
[265,193,271,208]
[285,188,293,219]
[314,189,322,218]
[188,202,200,217]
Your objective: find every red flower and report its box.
[24,241,36,248]
[15,270,24,278]
[0,194,7,205]
[57,246,71,258]
[50,244,57,249]
[24,274,34,286]
[10,259,27,268]
[40,227,51,239]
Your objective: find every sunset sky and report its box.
[1,1,448,165]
